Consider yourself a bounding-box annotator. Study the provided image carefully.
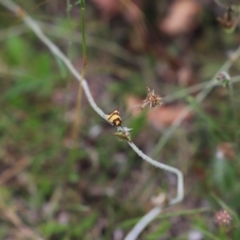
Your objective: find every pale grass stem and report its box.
[71,0,87,145]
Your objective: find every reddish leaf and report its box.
[148,104,193,129]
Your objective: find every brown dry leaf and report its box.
[123,0,146,51]
[148,104,193,129]
[177,65,197,87]
[159,0,202,35]
[121,0,143,23]
[91,0,122,19]
[92,0,144,21]
[126,95,193,129]
[125,95,142,116]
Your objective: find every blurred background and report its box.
[0,0,240,239]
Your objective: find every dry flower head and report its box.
[142,87,163,109]
[214,209,232,226]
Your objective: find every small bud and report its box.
[216,71,231,87]
[114,128,132,142]
[214,209,232,226]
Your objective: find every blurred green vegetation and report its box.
[0,0,240,239]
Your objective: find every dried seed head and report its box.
[214,209,232,226]
[141,87,163,109]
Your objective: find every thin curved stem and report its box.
[0,0,107,121]
[124,207,162,240]
[129,142,184,205]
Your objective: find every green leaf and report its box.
[4,36,31,65]
[145,220,171,239]
[40,221,68,237]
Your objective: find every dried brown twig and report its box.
[0,157,29,185]
[0,201,43,240]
